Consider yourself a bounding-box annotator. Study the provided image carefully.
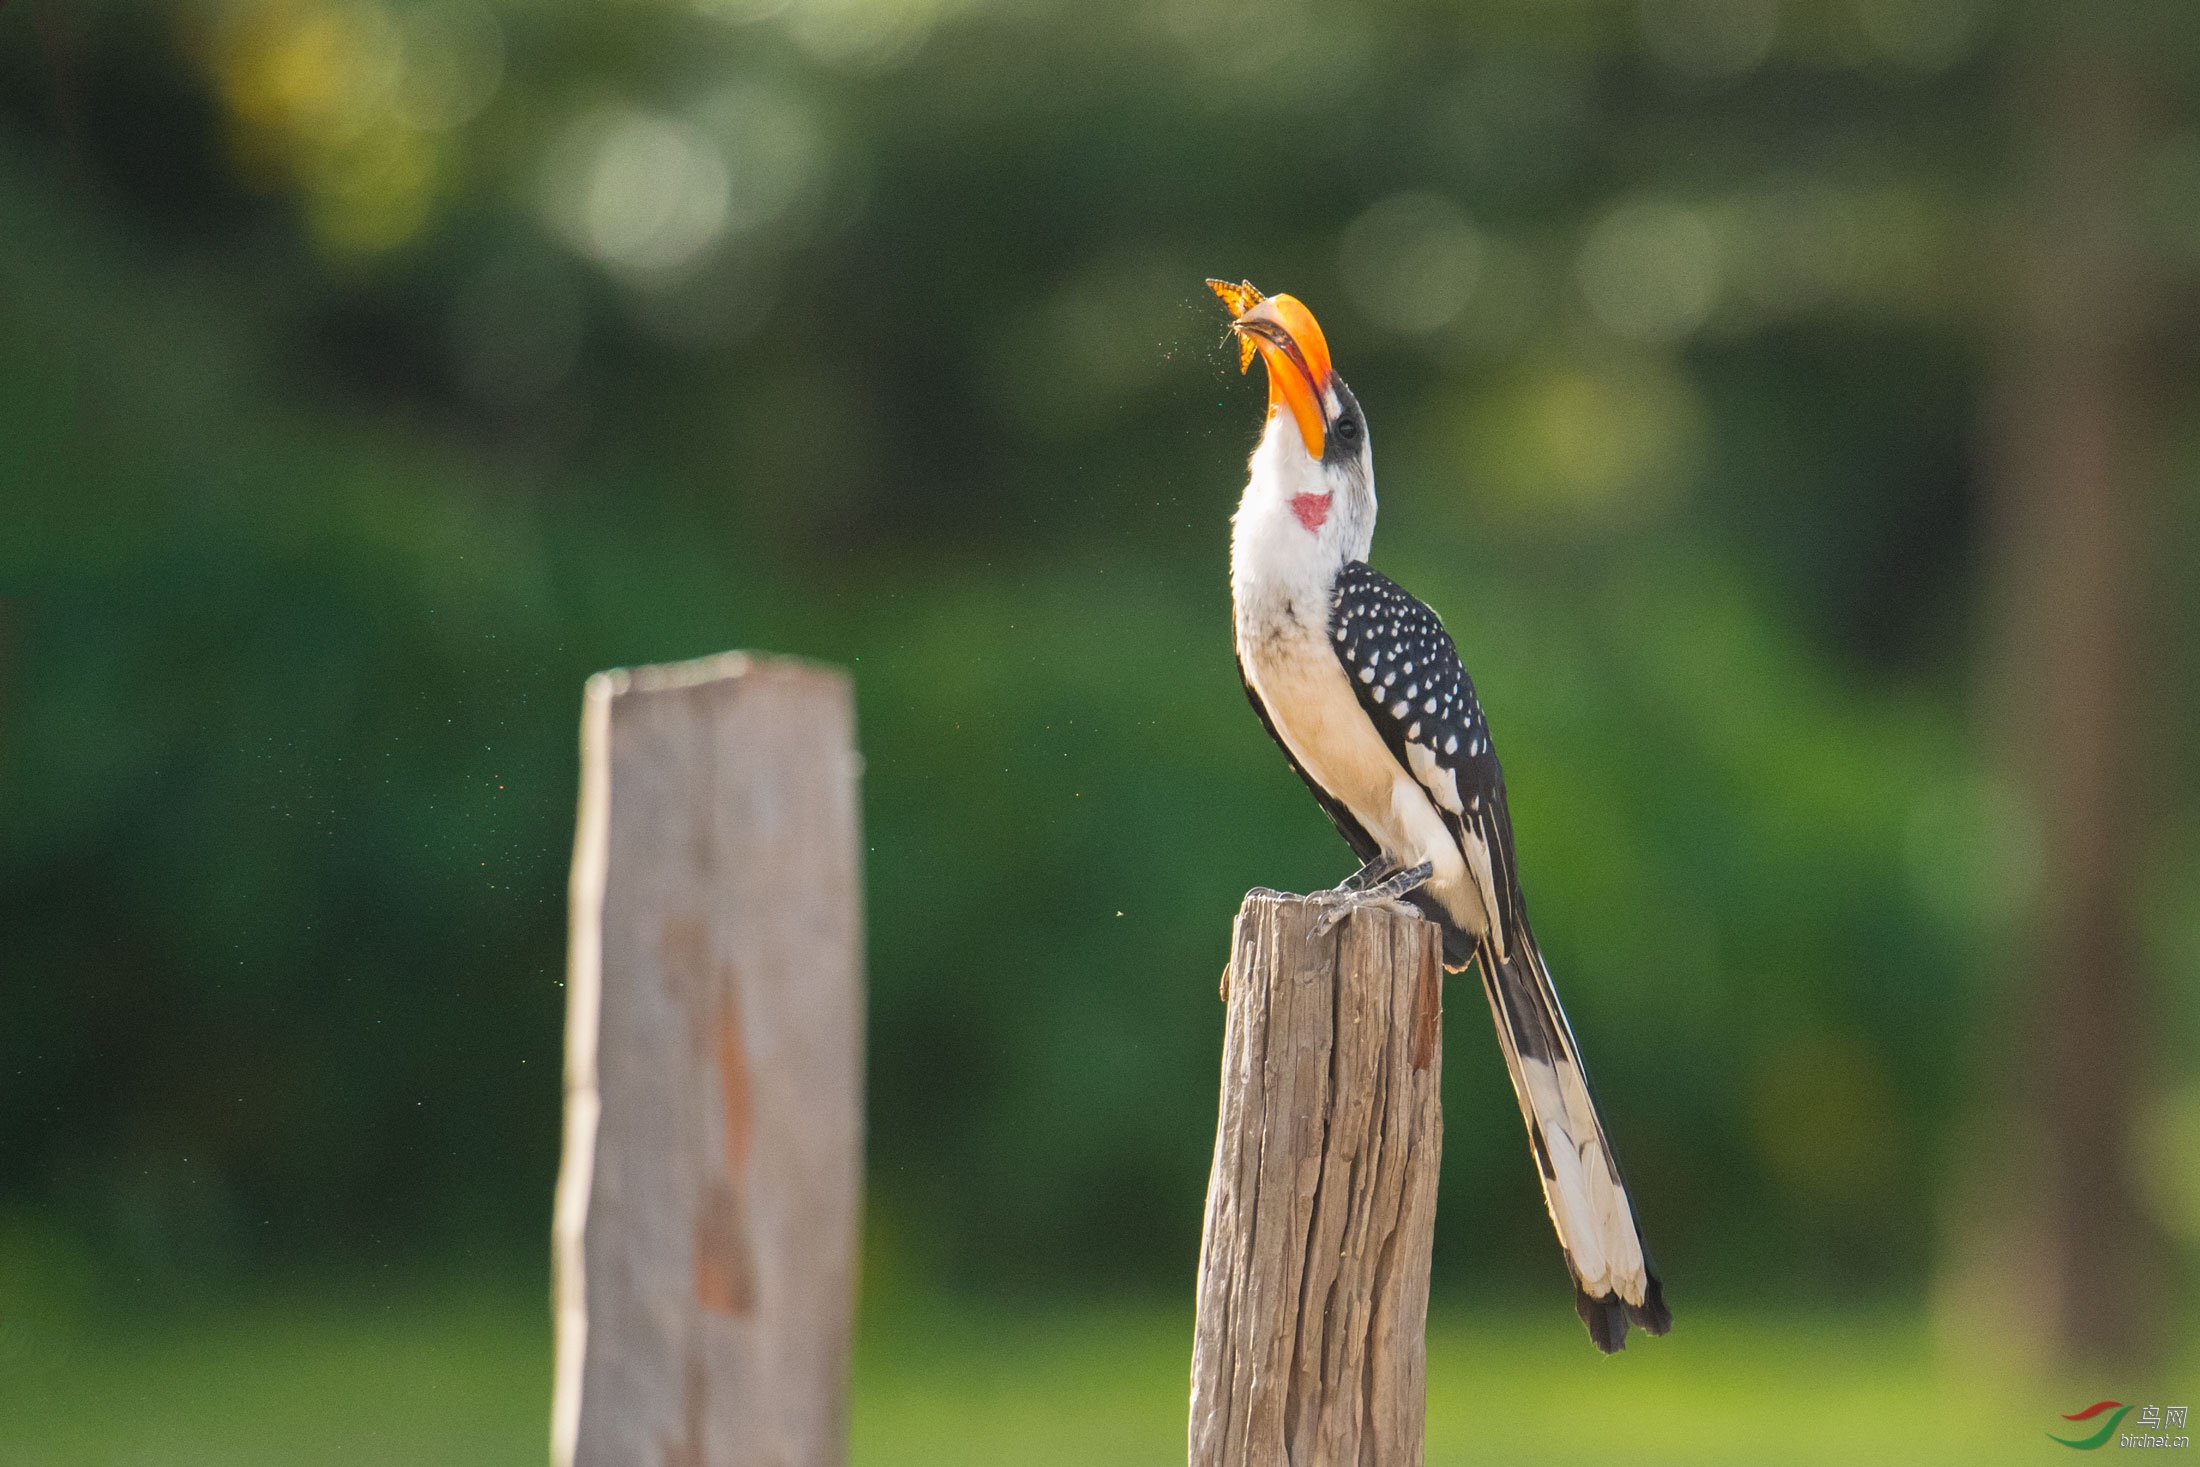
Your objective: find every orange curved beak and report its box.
[1209,279,1333,459]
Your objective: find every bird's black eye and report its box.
[1335,414,1359,443]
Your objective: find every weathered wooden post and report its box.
[552,652,864,1467]
[1189,890,1445,1467]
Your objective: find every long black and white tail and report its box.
[1475,928,1670,1353]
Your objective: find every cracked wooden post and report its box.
[552,652,864,1467]
[1189,890,1445,1467]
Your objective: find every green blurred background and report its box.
[2,0,2197,1458]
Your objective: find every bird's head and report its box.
[1210,278,1367,474]
[1212,280,1373,558]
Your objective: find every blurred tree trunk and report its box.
[1951,17,2169,1370]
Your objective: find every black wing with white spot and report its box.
[1327,561,1516,953]
[1328,560,1670,1353]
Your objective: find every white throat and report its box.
[1230,408,1375,647]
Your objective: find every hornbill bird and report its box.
[1211,278,1670,1354]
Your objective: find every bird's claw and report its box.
[1362,860,1435,904]
[1307,861,1434,939]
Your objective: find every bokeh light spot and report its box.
[1577,198,1722,345]
[1639,0,1778,80]
[1854,0,1987,73]
[301,122,445,254]
[209,0,494,254]
[543,109,733,277]
[782,0,943,72]
[1460,356,1703,525]
[694,79,828,239]
[1339,192,1483,337]
[391,0,504,132]
[1724,180,1862,320]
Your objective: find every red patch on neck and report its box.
[1289,493,1331,533]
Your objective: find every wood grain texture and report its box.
[553,652,864,1467]
[1189,891,1444,1467]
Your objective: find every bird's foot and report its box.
[1308,861,1433,939]
[1360,860,1434,904]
